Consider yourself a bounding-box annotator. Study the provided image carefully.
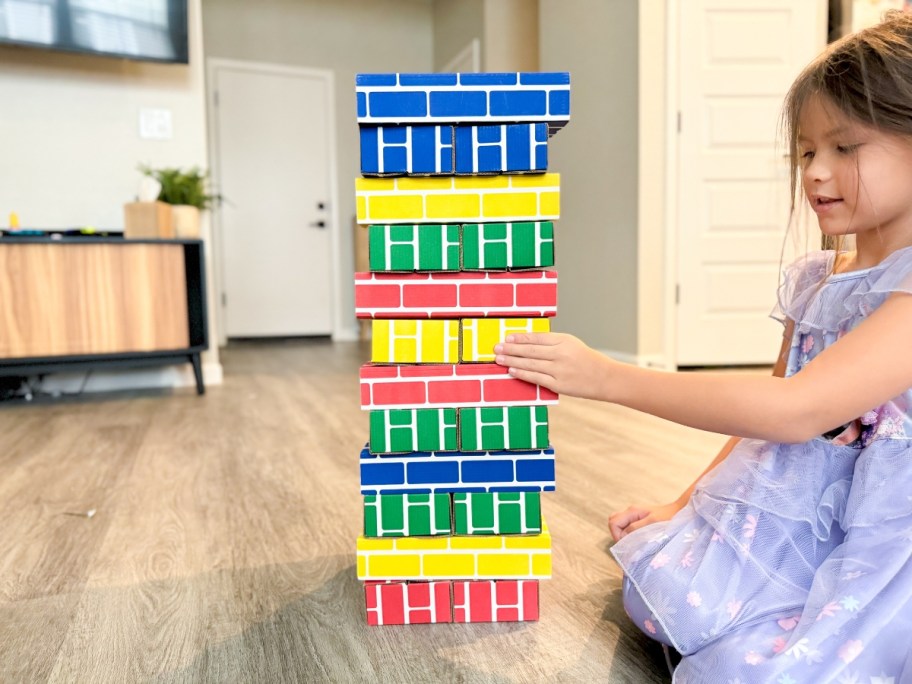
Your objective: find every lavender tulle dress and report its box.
[611,247,912,683]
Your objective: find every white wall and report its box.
[202,0,434,339]
[0,0,222,392]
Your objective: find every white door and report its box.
[675,1,826,365]
[212,63,334,337]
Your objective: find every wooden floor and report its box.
[0,339,729,683]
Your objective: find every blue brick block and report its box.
[430,90,487,117]
[356,72,570,130]
[357,74,398,86]
[549,90,571,116]
[360,125,454,175]
[400,73,457,86]
[454,123,548,174]
[520,72,570,85]
[460,73,517,86]
[489,90,547,117]
[359,446,556,494]
[369,91,427,118]
[407,459,460,485]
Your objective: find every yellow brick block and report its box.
[462,318,551,362]
[357,555,366,577]
[356,177,396,191]
[482,192,538,219]
[539,191,561,217]
[396,536,449,551]
[531,553,552,577]
[368,194,424,221]
[423,553,476,577]
[505,522,551,549]
[357,535,396,551]
[451,535,503,550]
[477,553,531,577]
[511,172,560,188]
[426,193,481,220]
[455,175,511,190]
[372,320,459,363]
[397,177,454,191]
[356,195,366,221]
[367,553,422,578]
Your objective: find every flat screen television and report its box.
[0,0,188,64]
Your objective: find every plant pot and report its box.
[171,205,201,238]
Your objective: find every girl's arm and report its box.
[496,294,912,443]
[608,320,794,540]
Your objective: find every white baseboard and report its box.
[597,349,672,370]
[333,326,361,342]
[30,361,223,396]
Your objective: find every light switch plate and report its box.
[139,108,173,140]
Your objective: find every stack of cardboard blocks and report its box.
[354,72,570,626]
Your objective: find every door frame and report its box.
[206,58,341,345]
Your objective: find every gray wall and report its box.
[540,0,638,354]
[433,0,483,69]
[202,0,434,334]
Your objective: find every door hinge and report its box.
[675,284,680,305]
[677,111,682,133]
[221,292,227,307]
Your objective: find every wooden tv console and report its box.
[0,237,208,395]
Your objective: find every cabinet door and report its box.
[0,243,189,358]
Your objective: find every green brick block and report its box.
[453,492,542,535]
[459,406,549,451]
[364,493,452,537]
[370,409,458,454]
[462,221,554,270]
[368,224,460,271]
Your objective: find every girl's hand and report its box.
[494,332,616,400]
[608,500,686,542]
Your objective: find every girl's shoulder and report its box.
[774,245,912,331]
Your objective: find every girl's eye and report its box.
[800,150,815,160]
[837,144,859,154]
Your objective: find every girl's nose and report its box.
[804,154,831,184]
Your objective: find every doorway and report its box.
[208,60,339,340]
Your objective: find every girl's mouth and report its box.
[813,196,843,214]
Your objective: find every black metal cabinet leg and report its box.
[191,353,205,395]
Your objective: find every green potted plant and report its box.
[138,165,217,238]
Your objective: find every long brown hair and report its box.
[782,10,912,252]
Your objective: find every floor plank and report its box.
[0,339,730,682]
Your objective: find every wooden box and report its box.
[124,201,174,239]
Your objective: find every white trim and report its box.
[35,361,223,395]
[597,349,669,370]
[441,38,482,73]
[206,58,341,342]
[663,0,679,371]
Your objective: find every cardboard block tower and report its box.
[354,72,570,625]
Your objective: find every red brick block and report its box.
[403,284,458,308]
[483,378,539,403]
[360,363,559,410]
[427,379,482,405]
[460,284,514,308]
[365,581,452,626]
[354,272,558,319]
[452,580,540,623]
[516,283,558,307]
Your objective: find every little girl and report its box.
[496,12,912,682]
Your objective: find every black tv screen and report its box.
[0,0,188,64]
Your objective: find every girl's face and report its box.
[798,95,912,249]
